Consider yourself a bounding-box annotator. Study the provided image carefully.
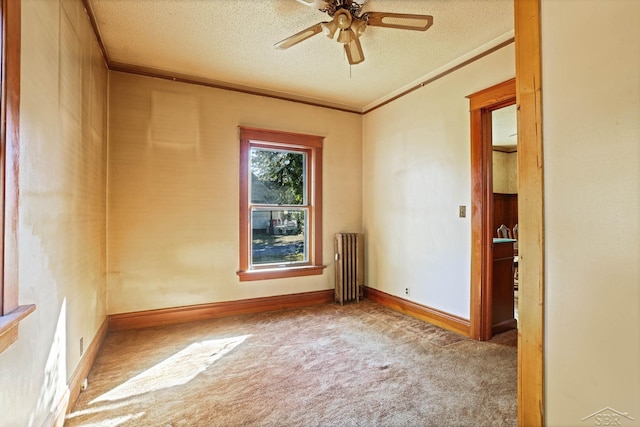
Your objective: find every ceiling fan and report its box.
[275,0,434,65]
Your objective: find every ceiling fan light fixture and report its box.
[334,9,352,29]
[295,0,329,8]
[321,21,338,38]
[337,28,353,44]
[276,0,434,65]
[351,18,367,36]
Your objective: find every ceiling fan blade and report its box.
[294,0,329,9]
[365,12,433,31]
[344,32,365,65]
[274,23,324,50]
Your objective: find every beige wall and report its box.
[362,45,515,319]
[542,0,640,425]
[0,0,108,425]
[493,151,517,194]
[107,72,362,313]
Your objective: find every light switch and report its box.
[459,205,467,218]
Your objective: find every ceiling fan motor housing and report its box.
[277,0,433,65]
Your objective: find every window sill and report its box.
[237,265,326,282]
[0,304,36,354]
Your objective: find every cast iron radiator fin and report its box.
[334,233,364,305]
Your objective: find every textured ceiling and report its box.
[88,0,514,112]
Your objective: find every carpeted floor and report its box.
[66,300,517,426]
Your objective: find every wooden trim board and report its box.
[67,318,109,414]
[0,0,35,357]
[108,290,335,331]
[363,38,515,114]
[364,287,470,337]
[43,318,109,427]
[0,304,35,353]
[514,0,545,425]
[79,0,513,116]
[467,78,516,341]
[237,127,325,282]
[1,0,21,318]
[42,388,69,427]
[48,291,335,423]
[80,0,109,67]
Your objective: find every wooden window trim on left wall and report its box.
[0,0,35,354]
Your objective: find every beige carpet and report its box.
[66,300,517,426]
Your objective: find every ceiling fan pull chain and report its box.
[343,48,351,77]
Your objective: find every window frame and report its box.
[237,127,325,281]
[0,0,35,354]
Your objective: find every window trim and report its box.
[237,127,325,281]
[0,0,35,354]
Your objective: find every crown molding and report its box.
[81,1,514,116]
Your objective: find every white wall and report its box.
[107,72,363,313]
[362,45,515,319]
[542,0,640,425]
[0,0,108,425]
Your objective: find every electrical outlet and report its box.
[459,205,467,218]
[404,287,410,296]
[80,337,84,357]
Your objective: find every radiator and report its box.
[334,233,364,305]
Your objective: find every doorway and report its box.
[467,78,516,341]
[491,104,519,333]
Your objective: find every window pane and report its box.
[250,148,305,205]
[251,209,307,266]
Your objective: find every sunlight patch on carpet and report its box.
[77,411,145,426]
[91,335,249,403]
[66,398,145,420]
